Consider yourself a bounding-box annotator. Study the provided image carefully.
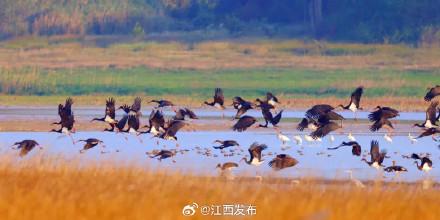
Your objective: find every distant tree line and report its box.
[1,0,440,45]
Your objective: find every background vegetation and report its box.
[1,0,440,45]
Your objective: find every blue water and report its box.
[0,131,438,182]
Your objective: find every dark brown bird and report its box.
[416,127,440,140]
[11,140,40,157]
[149,149,176,161]
[158,120,186,141]
[297,117,319,131]
[305,104,334,120]
[92,97,118,131]
[411,153,433,172]
[51,97,75,134]
[266,92,280,107]
[268,154,298,171]
[327,141,361,156]
[414,101,438,128]
[259,109,283,128]
[213,140,239,149]
[384,161,408,173]
[362,140,387,169]
[338,86,364,119]
[368,106,399,132]
[424,85,440,102]
[232,115,257,132]
[78,138,104,153]
[173,108,198,120]
[143,109,166,136]
[232,96,253,110]
[311,121,341,139]
[233,100,253,119]
[150,99,174,108]
[204,88,225,110]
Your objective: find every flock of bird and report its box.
[9,85,440,181]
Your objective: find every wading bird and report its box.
[424,85,440,102]
[368,106,399,133]
[11,140,40,157]
[362,140,387,169]
[414,101,438,128]
[328,141,361,156]
[78,138,104,153]
[216,162,238,171]
[412,153,433,172]
[232,115,257,132]
[345,170,365,188]
[338,86,364,119]
[212,140,239,149]
[275,129,290,146]
[268,154,298,171]
[91,97,117,131]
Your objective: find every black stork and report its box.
[204,88,225,111]
[424,85,440,102]
[150,99,175,108]
[268,154,298,171]
[11,140,40,157]
[142,109,166,136]
[415,127,440,141]
[384,161,408,173]
[173,108,198,121]
[327,141,362,156]
[368,106,399,133]
[411,153,433,172]
[232,97,254,119]
[240,142,267,166]
[158,120,186,141]
[232,115,257,132]
[78,138,104,153]
[266,92,280,107]
[212,140,239,149]
[362,140,387,169]
[149,149,177,162]
[257,102,283,128]
[51,97,75,140]
[297,117,319,131]
[414,101,438,128]
[337,86,364,120]
[91,97,118,131]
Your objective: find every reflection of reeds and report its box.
[0,156,438,219]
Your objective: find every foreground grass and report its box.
[0,157,438,220]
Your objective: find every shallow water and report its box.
[0,131,438,182]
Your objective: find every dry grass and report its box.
[0,37,439,70]
[0,156,438,220]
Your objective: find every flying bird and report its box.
[338,86,364,119]
[268,154,298,171]
[424,85,440,102]
[368,106,399,132]
[411,153,433,172]
[232,115,257,132]
[204,88,225,110]
[78,138,104,153]
[212,140,239,149]
[11,140,40,157]
[362,140,387,169]
[328,141,361,156]
[240,142,267,166]
[413,101,438,128]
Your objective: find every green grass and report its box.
[0,66,437,98]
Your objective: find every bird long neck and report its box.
[338,104,348,109]
[92,117,105,122]
[415,161,422,170]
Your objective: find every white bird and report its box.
[304,135,314,142]
[348,133,356,141]
[384,134,393,143]
[276,129,290,145]
[293,135,303,145]
[408,133,417,144]
[345,170,365,188]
